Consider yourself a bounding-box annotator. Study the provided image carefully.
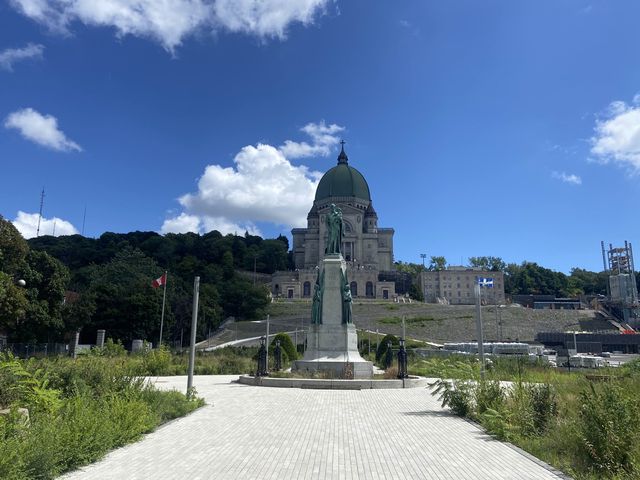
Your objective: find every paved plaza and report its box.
[61,375,568,480]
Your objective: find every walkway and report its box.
[61,375,568,480]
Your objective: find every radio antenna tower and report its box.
[81,205,87,236]
[36,188,45,237]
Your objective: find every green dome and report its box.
[314,148,371,202]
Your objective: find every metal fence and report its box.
[1,343,68,358]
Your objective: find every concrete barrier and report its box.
[237,375,428,389]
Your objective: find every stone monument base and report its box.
[293,323,373,379]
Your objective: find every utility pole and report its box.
[81,205,87,236]
[187,276,200,397]
[36,188,45,237]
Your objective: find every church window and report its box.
[366,281,374,297]
[350,281,358,297]
[303,281,311,297]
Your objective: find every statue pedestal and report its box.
[293,255,373,379]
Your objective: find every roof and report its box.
[314,146,371,202]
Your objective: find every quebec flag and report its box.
[477,277,494,288]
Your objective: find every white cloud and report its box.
[552,171,582,185]
[213,0,328,39]
[202,217,261,236]
[5,108,82,152]
[279,121,344,159]
[162,121,344,236]
[12,211,79,238]
[590,95,640,173]
[9,0,330,52]
[0,43,44,71]
[160,213,202,234]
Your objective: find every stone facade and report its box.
[419,267,505,305]
[272,267,396,300]
[273,145,396,300]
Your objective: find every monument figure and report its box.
[311,269,324,325]
[325,204,343,255]
[342,283,353,324]
[292,180,373,379]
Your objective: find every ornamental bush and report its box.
[375,334,398,362]
[271,333,297,361]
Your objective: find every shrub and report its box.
[375,334,398,362]
[90,338,127,357]
[270,333,297,361]
[527,383,557,434]
[475,380,505,416]
[430,378,473,417]
[0,354,203,479]
[579,382,639,476]
[139,346,173,376]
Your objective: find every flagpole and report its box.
[159,271,167,348]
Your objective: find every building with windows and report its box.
[419,267,505,305]
[271,145,396,300]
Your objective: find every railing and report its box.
[1,343,67,358]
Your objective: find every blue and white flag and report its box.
[477,277,494,288]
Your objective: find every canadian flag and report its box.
[152,273,167,288]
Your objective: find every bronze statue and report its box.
[311,270,324,325]
[342,283,353,324]
[325,204,343,255]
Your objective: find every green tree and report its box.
[0,218,70,342]
[504,262,569,296]
[468,256,506,272]
[17,250,70,342]
[0,271,28,333]
[428,256,447,271]
[0,215,28,275]
[395,261,423,276]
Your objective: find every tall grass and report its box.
[423,355,640,479]
[0,353,203,480]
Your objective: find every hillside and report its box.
[215,300,613,346]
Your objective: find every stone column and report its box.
[131,339,143,353]
[96,329,106,348]
[70,331,80,359]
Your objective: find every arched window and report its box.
[366,281,374,298]
[350,281,358,297]
[303,281,311,297]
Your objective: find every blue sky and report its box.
[2,0,640,273]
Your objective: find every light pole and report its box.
[474,283,486,380]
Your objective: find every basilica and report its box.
[271,144,397,300]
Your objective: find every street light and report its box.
[17,279,26,287]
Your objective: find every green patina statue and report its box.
[341,271,353,324]
[325,203,343,255]
[311,269,324,324]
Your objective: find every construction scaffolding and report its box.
[601,241,640,326]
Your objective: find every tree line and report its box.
[1,216,290,345]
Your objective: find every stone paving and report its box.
[61,375,568,480]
